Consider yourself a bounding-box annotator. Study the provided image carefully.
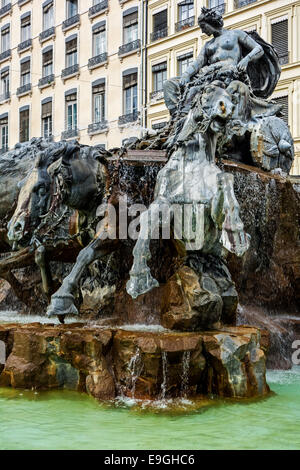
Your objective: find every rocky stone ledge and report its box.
[0,323,270,401]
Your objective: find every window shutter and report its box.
[123,72,137,89]
[124,11,138,27]
[153,10,167,31]
[152,62,167,73]
[271,20,289,64]
[93,83,105,94]
[21,60,30,74]
[274,96,288,124]
[66,92,77,102]
[43,49,53,65]
[42,101,52,118]
[66,38,77,53]
[21,16,31,27]
[177,52,193,62]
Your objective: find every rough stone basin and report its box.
[0,323,269,402]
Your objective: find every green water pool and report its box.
[0,368,299,450]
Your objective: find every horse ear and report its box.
[61,143,80,166]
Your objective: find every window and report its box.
[93,23,106,56]
[123,9,138,44]
[66,36,77,67]
[2,0,11,6]
[43,2,54,30]
[178,1,194,22]
[1,67,9,98]
[271,19,289,65]
[177,52,193,75]
[42,48,53,77]
[19,108,29,143]
[123,72,138,115]
[67,0,78,19]
[0,114,8,151]
[20,59,30,86]
[41,99,52,138]
[65,92,77,130]
[152,62,167,92]
[153,10,167,33]
[21,14,31,42]
[92,81,105,123]
[274,96,289,125]
[1,25,10,53]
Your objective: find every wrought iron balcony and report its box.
[62,14,80,32]
[61,63,79,79]
[17,83,31,97]
[88,52,108,69]
[0,49,11,63]
[0,3,11,18]
[150,90,164,101]
[18,0,30,5]
[88,0,108,18]
[278,53,289,66]
[38,74,55,89]
[208,2,226,14]
[0,91,10,102]
[175,16,195,32]
[118,111,139,125]
[62,128,78,140]
[118,39,141,57]
[150,26,168,42]
[18,39,32,53]
[88,121,108,135]
[152,122,167,131]
[234,0,257,8]
[39,27,55,43]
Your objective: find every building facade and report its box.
[0,0,299,174]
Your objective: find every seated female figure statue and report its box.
[164,7,279,118]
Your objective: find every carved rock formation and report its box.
[0,323,270,400]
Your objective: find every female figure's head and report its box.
[198,7,224,35]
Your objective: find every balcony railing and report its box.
[0,3,11,18]
[18,0,30,6]
[175,16,195,32]
[17,83,31,96]
[88,52,108,69]
[150,26,168,42]
[88,0,108,18]
[0,49,11,63]
[38,74,55,88]
[18,39,32,53]
[61,63,79,79]
[208,2,226,14]
[39,27,55,43]
[62,128,78,140]
[0,91,10,102]
[88,121,108,134]
[118,39,141,57]
[62,14,80,32]
[118,111,139,125]
[278,53,289,66]
[150,90,164,101]
[234,0,257,8]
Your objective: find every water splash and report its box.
[127,348,144,398]
[181,351,191,398]
[237,305,295,369]
[160,351,169,400]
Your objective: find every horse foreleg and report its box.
[47,238,112,318]
[35,246,53,300]
[126,203,164,299]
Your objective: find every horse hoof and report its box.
[126,270,159,299]
[47,293,79,317]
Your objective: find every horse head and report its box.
[7,142,72,249]
[177,81,238,143]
